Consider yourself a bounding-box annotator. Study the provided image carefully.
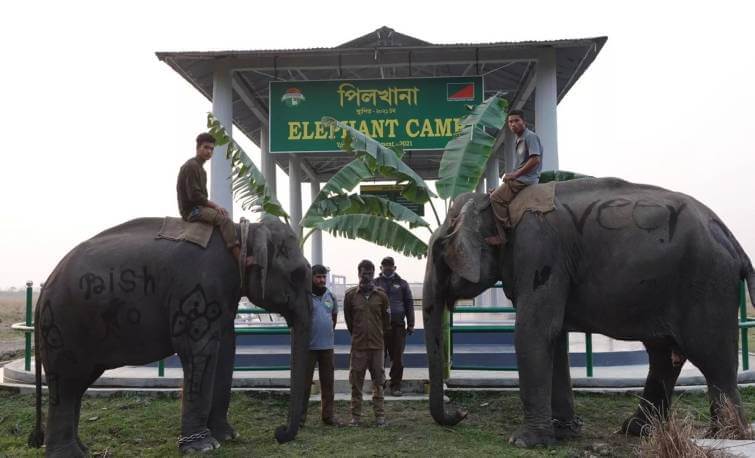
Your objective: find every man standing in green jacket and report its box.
[344,259,391,427]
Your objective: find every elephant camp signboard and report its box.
[269,76,483,153]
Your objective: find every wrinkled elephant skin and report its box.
[31,217,311,456]
[423,178,755,447]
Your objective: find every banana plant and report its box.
[300,118,436,258]
[206,113,289,221]
[436,93,509,200]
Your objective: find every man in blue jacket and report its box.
[375,256,414,396]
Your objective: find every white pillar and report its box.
[485,156,499,191]
[260,127,277,199]
[502,130,516,175]
[211,66,234,217]
[289,156,302,237]
[535,47,559,172]
[310,180,323,265]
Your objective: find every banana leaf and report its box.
[321,117,435,204]
[206,113,289,220]
[302,194,430,230]
[435,93,509,200]
[436,124,495,199]
[306,214,428,258]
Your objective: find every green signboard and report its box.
[360,184,425,216]
[269,76,483,153]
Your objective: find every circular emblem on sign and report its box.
[281,88,306,107]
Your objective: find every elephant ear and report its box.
[444,199,482,283]
[249,224,271,300]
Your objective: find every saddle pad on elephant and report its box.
[509,181,557,227]
[156,217,214,248]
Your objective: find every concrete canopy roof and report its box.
[156,26,606,182]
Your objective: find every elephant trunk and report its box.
[275,298,310,443]
[423,267,467,426]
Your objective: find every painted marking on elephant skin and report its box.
[78,266,156,300]
[563,201,599,235]
[171,285,222,341]
[532,266,552,291]
[564,199,686,242]
[171,285,223,400]
[40,300,64,349]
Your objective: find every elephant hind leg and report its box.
[45,373,97,458]
[620,338,683,436]
[684,331,749,438]
[73,367,105,454]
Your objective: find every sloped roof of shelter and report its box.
[156,26,606,181]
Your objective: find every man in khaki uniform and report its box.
[344,259,391,427]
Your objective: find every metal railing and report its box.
[12,281,753,377]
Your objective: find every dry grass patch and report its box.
[637,395,752,458]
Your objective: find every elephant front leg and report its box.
[174,334,222,453]
[509,275,569,447]
[207,326,240,442]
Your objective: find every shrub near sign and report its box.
[269,76,483,153]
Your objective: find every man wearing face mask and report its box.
[375,256,414,397]
[344,260,391,427]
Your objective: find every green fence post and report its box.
[158,359,165,377]
[443,309,451,380]
[585,332,593,377]
[741,281,749,371]
[25,281,33,371]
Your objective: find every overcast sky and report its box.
[1,1,753,288]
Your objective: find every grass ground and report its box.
[2,388,755,457]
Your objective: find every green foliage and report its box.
[206,113,289,220]
[539,170,593,183]
[321,117,435,204]
[436,94,509,199]
[302,194,430,230]
[305,214,429,259]
[299,118,434,257]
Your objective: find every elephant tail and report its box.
[27,301,44,448]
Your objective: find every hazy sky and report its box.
[1,1,753,288]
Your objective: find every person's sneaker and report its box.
[390,388,403,397]
[375,417,387,428]
[348,418,360,427]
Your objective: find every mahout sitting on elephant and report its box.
[422,177,755,447]
[28,216,311,456]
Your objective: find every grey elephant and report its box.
[28,217,311,456]
[423,177,755,447]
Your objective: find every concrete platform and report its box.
[693,438,755,457]
[4,357,755,395]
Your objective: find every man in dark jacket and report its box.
[375,256,414,397]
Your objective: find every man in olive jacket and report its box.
[375,256,414,397]
[176,132,250,266]
[344,259,391,427]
